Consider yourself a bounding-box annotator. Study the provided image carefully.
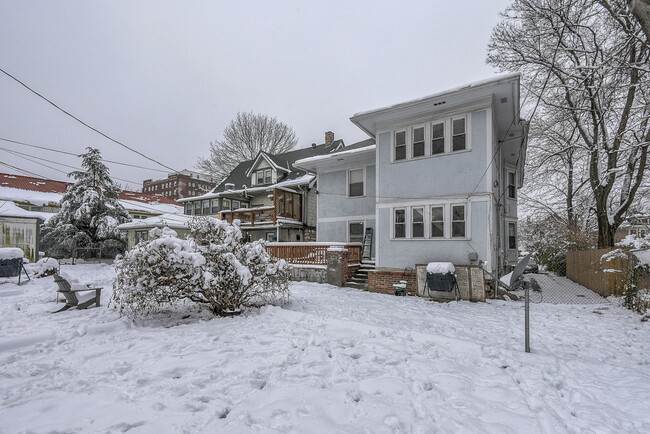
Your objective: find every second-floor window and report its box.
[452,117,466,151]
[431,122,444,155]
[395,130,407,161]
[256,169,272,185]
[412,126,425,158]
[507,171,516,199]
[348,168,364,197]
[508,222,517,249]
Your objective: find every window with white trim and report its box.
[135,230,149,243]
[256,170,264,185]
[507,171,516,199]
[431,122,444,155]
[412,126,425,158]
[349,221,364,243]
[223,199,231,210]
[452,117,466,151]
[211,199,219,214]
[233,200,241,210]
[451,205,466,238]
[412,207,424,238]
[430,206,444,238]
[394,209,406,238]
[348,168,364,197]
[508,222,517,250]
[194,201,201,215]
[202,200,210,215]
[395,130,407,161]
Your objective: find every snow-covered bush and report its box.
[28,257,59,278]
[617,234,650,250]
[112,217,289,318]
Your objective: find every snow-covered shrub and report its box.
[617,234,650,250]
[28,257,59,278]
[112,217,290,318]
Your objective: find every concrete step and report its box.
[348,276,368,284]
[345,281,368,290]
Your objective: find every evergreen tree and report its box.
[41,148,131,258]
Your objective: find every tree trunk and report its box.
[596,211,616,248]
[629,0,650,41]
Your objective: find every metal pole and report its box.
[525,283,530,353]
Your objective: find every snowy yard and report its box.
[1,264,649,433]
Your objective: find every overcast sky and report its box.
[0,0,511,190]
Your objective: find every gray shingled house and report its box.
[178,132,344,242]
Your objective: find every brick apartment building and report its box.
[142,169,214,200]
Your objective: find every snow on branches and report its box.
[112,217,290,318]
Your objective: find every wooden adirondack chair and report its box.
[52,273,102,313]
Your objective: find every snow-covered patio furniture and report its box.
[52,273,102,313]
[393,280,407,296]
[0,248,30,285]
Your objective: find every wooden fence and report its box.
[266,243,362,266]
[566,248,630,296]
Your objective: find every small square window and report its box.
[412,127,425,158]
[452,118,466,151]
[349,168,364,197]
[394,209,406,238]
[452,205,466,238]
[135,230,149,243]
[412,207,424,238]
[349,221,364,243]
[395,131,406,161]
[431,206,444,238]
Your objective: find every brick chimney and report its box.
[325,131,334,146]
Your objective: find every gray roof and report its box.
[213,139,344,197]
[330,138,374,154]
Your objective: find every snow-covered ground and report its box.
[1,264,649,433]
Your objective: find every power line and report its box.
[0,137,170,173]
[0,161,48,179]
[0,67,180,173]
[0,147,144,186]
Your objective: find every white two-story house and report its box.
[295,74,528,279]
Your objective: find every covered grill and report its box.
[425,262,459,300]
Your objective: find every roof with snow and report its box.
[0,173,183,215]
[179,139,344,202]
[0,200,53,221]
[116,213,193,230]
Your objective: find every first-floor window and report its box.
[452,205,466,238]
[233,200,241,210]
[194,201,201,215]
[430,206,444,238]
[412,207,424,238]
[185,203,192,215]
[266,232,277,242]
[508,222,517,250]
[202,200,210,215]
[135,230,149,243]
[211,199,219,214]
[394,209,406,238]
[223,199,231,210]
[349,221,364,243]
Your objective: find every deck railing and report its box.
[265,242,362,266]
[221,188,302,226]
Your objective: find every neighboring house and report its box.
[142,169,215,200]
[116,213,193,249]
[295,74,529,277]
[178,132,344,242]
[0,173,184,219]
[615,215,650,241]
[0,200,53,261]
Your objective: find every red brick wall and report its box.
[368,269,417,296]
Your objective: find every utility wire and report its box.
[0,161,48,179]
[0,137,170,173]
[0,67,180,173]
[0,147,143,186]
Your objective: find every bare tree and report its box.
[196,112,298,182]
[488,0,650,247]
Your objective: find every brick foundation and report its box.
[367,268,418,296]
